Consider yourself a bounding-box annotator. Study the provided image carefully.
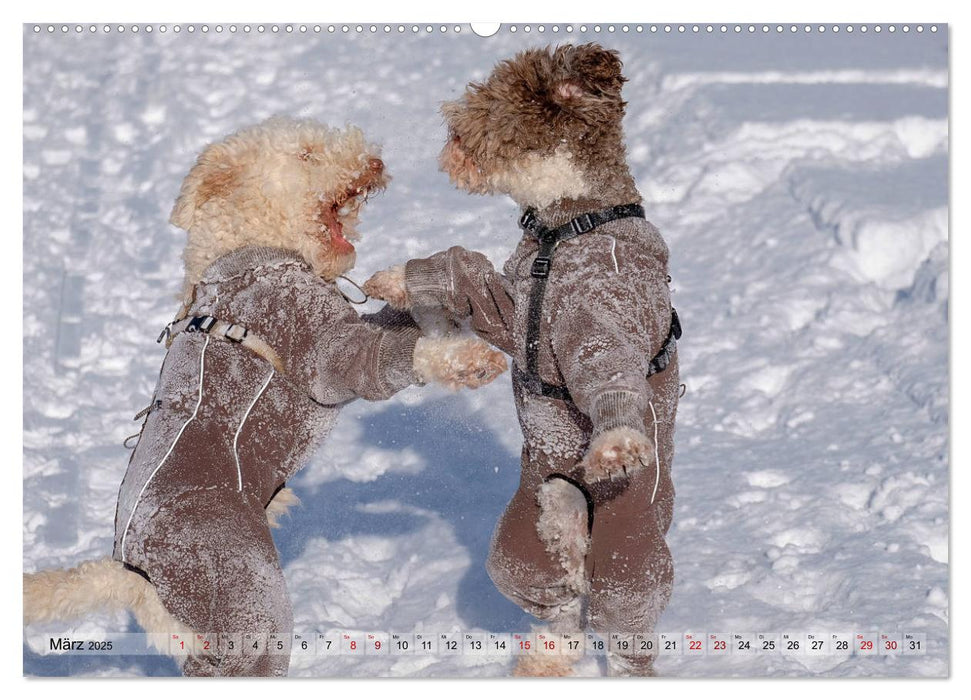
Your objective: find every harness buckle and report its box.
[185,316,216,333]
[531,257,552,279]
[223,324,248,343]
[571,213,595,235]
[519,209,539,233]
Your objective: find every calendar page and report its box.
[22,19,948,679]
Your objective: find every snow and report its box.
[22,25,947,678]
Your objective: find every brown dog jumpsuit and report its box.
[113,246,420,676]
[403,202,679,668]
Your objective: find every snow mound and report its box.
[789,157,948,290]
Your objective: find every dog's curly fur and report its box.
[173,117,388,298]
[439,43,639,209]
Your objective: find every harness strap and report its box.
[649,308,682,377]
[522,204,647,392]
[521,203,646,280]
[161,315,284,373]
[514,308,682,402]
[517,203,681,402]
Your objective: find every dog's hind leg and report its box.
[535,478,591,615]
[132,492,293,677]
[488,472,590,677]
[586,467,674,677]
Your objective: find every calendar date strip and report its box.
[27,631,928,657]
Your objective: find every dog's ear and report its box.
[170,145,239,230]
[169,173,198,230]
[552,43,626,105]
[572,43,625,92]
[554,80,587,102]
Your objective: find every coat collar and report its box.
[200,246,311,282]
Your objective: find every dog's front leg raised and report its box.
[581,427,655,485]
[412,336,507,389]
[363,264,409,309]
[366,264,507,389]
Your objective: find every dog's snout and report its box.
[367,157,384,174]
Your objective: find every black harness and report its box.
[515,203,682,402]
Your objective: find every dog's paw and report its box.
[362,265,409,309]
[581,427,655,484]
[413,336,508,389]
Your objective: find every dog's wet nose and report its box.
[367,158,384,174]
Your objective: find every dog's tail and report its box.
[265,486,300,529]
[23,558,191,640]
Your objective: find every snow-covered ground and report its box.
[22,24,948,677]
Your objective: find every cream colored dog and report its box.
[24,117,506,676]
